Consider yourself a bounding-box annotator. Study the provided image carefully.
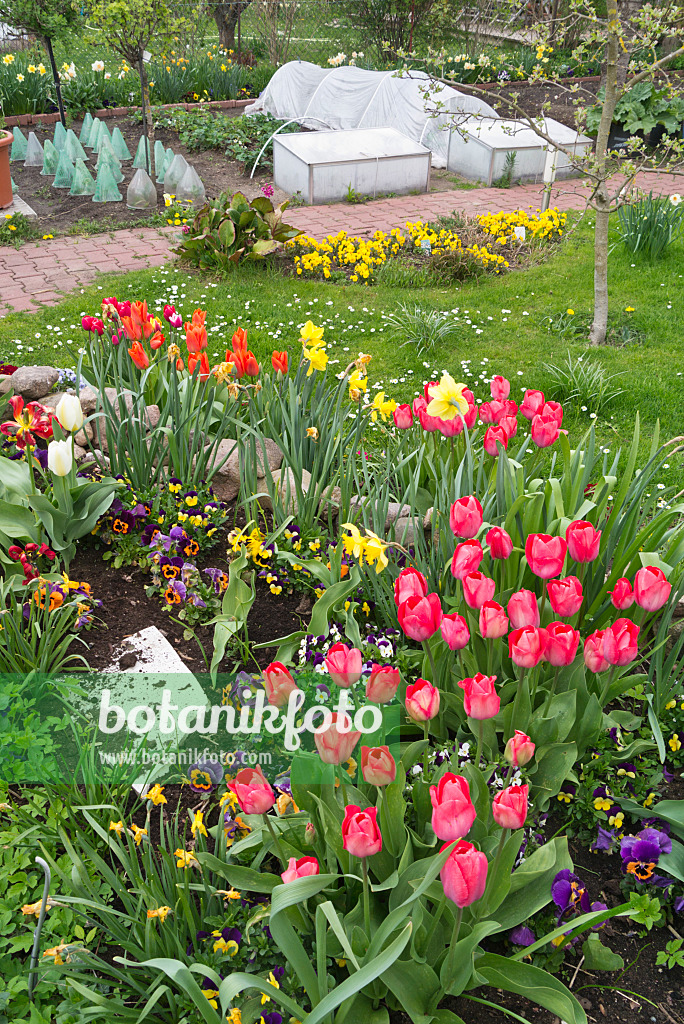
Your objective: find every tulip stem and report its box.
[539,587,547,627]
[512,668,526,731]
[490,829,507,884]
[423,640,438,685]
[362,857,371,938]
[443,906,464,985]
[475,719,484,770]
[598,665,617,709]
[542,667,560,716]
[262,813,287,869]
[424,892,447,951]
[486,637,494,678]
[423,722,430,777]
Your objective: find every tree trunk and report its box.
[589,0,621,346]
[209,2,253,53]
[44,36,66,127]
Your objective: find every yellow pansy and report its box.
[669,734,682,752]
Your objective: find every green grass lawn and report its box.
[0,215,682,492]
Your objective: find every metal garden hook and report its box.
[27,857,51,1001]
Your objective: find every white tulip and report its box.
[55,394,84,432]
[47,439,73,477]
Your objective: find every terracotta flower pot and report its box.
[0,130,13,210]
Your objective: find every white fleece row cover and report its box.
[245,61,499,168]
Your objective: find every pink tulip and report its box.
[281,856,320,883]
[509,625,547,667]
[479,400,505,424]
[451,539,484,580]
[414,396,443,432]
[504,730,535,766]
[543,401,563,427]
[584,629,609,673]
[547,576,583,617]
[502,399,519,417]
[486,527,513,560]
[361,745,396,786]
[440,840,488,907]
[463,402,478,429]
[458,672,500,719]
[525,533,567,579]
[609,577,635,610]
[365,664,400,703]
[544,621,580,666]
[398,593,443,640]
[228,766,276,815]
[263,662,300,707]
[325,642,363,688]
[491,375,511,401]
[507,589,540,629]
[566,520,601,563]
[484,424,508,456]
[520,389,545,420]
[438,415,465,438]
[441,612,470,650]
[634,566,672,612]
[500,414,518,439]
[492,784,529,829]
[479,601,509,639]
[394,566,428,606]
[393,404,413,429]
[342,805,382,858]
[602,618,640,667]
[314,712,361,765]
[462,571,496,610]
[450,495,483,539]
[530,409,559,448]
[405,678,440,722]
[430,772,476,841]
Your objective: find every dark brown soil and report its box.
[490,78,601,126]
[11,113,290,235]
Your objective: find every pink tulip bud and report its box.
[365,664,400,703]
[486,527,513,560]
[430,772,476,841]
[609,577,635,610]
[398,593,443,641]
[262,661,300,707]
[530,409,559,448]
[492,784,529,829]
[394,566,428,606]
[504,730,535,766]
[602,618,640,667]
[304,822,316,845]
[543,400,563,427]
[462,571,496,610]
[509,625,547,667]
[634,566,672,612]
[361,745,396,786]
[314,712,361,765]
[525,533,567,579]
[281,856,320,883]
[479,601,509,639]
[544,621,580,666]
[584,629,609,673]
[405,678,440,722]
[490,375,511,401]
[393,403,413,429]
[547,576,583,617]
[499,415,518,439]
[520,389,545,420]
[479,400,504,424]
[325,642,363,688]
[450,495,483,539]
[441,612,470,650]
[228,765,276,815]
[451,539,484,580]
[566,520,601,563]
[342,805,382,858]
[507,589,540,629]
[440,839,488,907]
[458,673,500,719]
[483,424,508,456]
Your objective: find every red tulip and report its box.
[450,495,483,539]
[502,399,519,417]
[525,534,567,579]
[414,395,443,432]
[393,403,414,429]
[441,612,470,650]
[365,664,400,703]
[149,330,165,350]
[314,712,361,764]
[398,593,443,640]
[500,415,518,439]
[440,839,488,907]
[486,527,513,560]
[547,576,583,617]
[271,350,288,374]
[188,351,210,376]
[430,773,476,841]
[325,642,363,687]
[492,784,529,829]
[394,567,427,606]
[584,630,609,673]
[228,766,276,815]
[281,856,319,883]
[609,577,635,610]
[544,621,580,666]
[361,745,396,786]
[461,571,495,611]
[484,424,508,456]
[530,409,559,448]
[185,323,208,354]
[504,730,535,766]
[602,618,640,666]
[509,625,547,667]
[405,678,440,722]
[491,375,510,401]
[128,341,149,370]
[263,662,300,707]
[520,389,545,420]
[451,539,484,580]
[479,601,509,639]
[458,672,500,719]
[634,566,672,612]
[507,589,540,629]
[566,520,601,563]
[342,805,382,857]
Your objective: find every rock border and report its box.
[4,98,252,128]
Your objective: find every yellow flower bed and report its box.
[476,207,566,243]
[286,228,406,282]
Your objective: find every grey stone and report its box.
[75,422,94,447]
[41,391,69,412]
[79,385,99,415]
[9,365,59,400]
[392,516,419,547]
[254,437,284,478]
[73,444,87,461]
[262,467,312,515]
[0,375,14,395]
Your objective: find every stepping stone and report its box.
[0,195,37,218]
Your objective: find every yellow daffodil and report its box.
[129,824,148,846]
[147,906,171,922]
[341,523,365,559]
[22,897,62,917]
[370,391,397,423]
[276,792,299,815]
[426,373,469,421]
[175,848,199,868]
[363,529,389,572]
[43,944,70,964]
[109,820,126,834]
[191,810,208,838]
[300,320,324,345]
[303,344,328,376]
[306,426,319,440]
[348,367,367,400]
[220,791,240,813]
[144,783,167,806]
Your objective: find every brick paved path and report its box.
[0,170,676,318]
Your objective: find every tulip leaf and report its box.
[581,933,624,971]
[193,856,281,893]
[380,958,441,1022]
[0,498,37,540]
[471,953,588,1024]
[490,837,572,933]
[527,742,577,808]
[440,920,500,996]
